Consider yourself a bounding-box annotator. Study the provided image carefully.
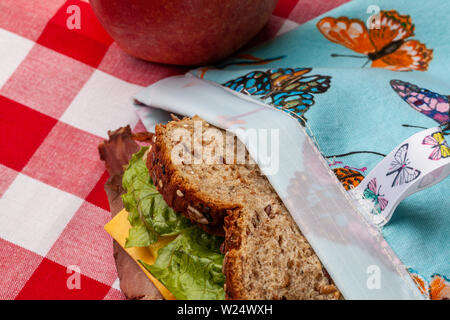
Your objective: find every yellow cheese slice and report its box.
[104,209,176,300]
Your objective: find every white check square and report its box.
[60,70,143,138]
[0,174,82,256]
[111,278,121,291]
[277,19,300,36]
[0,29,33,89]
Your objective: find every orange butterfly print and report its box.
[317,10,433,71]
[333,167,365,191]
[409,270,450,300]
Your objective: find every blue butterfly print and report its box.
[222,68,331,124]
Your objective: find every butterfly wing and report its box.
[429,274,450,300]
[222,70,272,96]
[363,187,376,201]
[391,166,421,187]
[440,145,450,158]
[267,68,311,87]
[267,69,331,122]
[390,80,449,125]
[390,79,420,100]
[408,270,430,297]
[367,178,378,193]
[224,68,331,123]
[428,147,443,160]
[271,74,331,106]
[378,197,389,211]
[368,10,415,52]
[223,68,310,97]
[371,40,433,71]
[423,132,450,159]
[270,91,314,114]
[318,10,433,71]
[333,168,364,190]
[387,144,421,186]
[388,143,409,173]
[317,16,376,54]
[365,178,387,213]
[422,134,438,146]
[432,132,446,145]
[296,75,332,94]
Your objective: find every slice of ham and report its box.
[98,126,162,300]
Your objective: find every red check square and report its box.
[46,202,117,286]
[133,119,148,133]
[0,96,57,171]
[0,239,44,299]
[0,0,65,41]
[22,121,105,199]
[103,287,125,300]
[15,258,111,300]
[85,170,110,211]
[37,0,113,68]
[1,44,94,119]
[273,0,299,18]
[0,164,18,198]
[287,0,350,24]
[247,15,286,47]
[98,43,186,87]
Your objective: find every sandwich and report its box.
[99,115,340,300]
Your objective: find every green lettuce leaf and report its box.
[122,147,191,247]
[123,147,225,299]
[141,226,225,300]
[125,220,156,248]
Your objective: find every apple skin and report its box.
[89,0,278,66]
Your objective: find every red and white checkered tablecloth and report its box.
[0,0,348,300]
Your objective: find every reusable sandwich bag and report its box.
[134,0,450,299]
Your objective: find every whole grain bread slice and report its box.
[147,116,340,300]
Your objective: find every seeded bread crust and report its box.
[147,116,341,300]
[147,116,238,236]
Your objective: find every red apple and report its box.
[89,0,278,66]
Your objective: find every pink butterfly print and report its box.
[328,161,367,172]
[365,178,389,212]
[390,80,450,125]
[378,197,389,211]
[344,165,367,172]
